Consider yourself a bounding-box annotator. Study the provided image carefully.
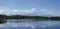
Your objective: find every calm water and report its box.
[0,19,60,29]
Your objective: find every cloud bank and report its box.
[0,7,60,16]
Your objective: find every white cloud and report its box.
[0,7,59,16]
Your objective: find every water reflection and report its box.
[0,19,60,29]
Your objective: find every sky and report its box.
[0,0,60,16]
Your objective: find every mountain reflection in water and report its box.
[0,19,60,29]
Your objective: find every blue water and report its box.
[0,19,60,29]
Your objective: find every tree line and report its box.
[0,15,60,24]
[0,15,60,20]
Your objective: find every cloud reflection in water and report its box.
[0,20,60,29]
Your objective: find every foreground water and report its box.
[0,19,60,29]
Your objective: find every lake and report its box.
[0,19,60,29]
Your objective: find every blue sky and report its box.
[0,0,60,16]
